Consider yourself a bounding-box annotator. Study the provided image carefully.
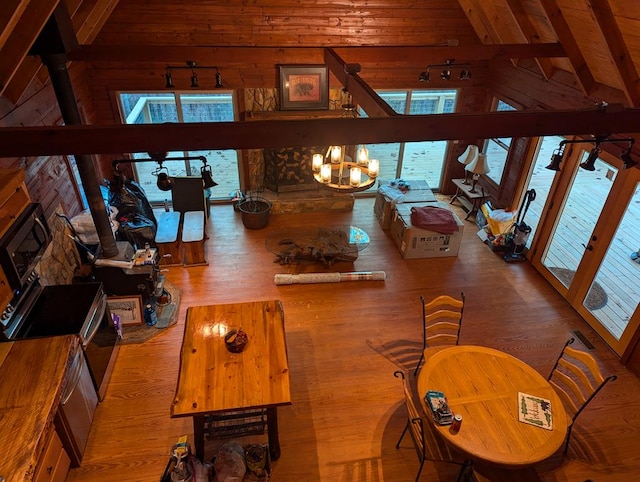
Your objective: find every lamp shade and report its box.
[466,152,490,175]
[458,145,478,166]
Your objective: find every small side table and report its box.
[450,178,488,220]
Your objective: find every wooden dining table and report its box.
[170,300,291,461]
[416,345,568,467]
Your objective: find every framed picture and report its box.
[107,295,144,326]
[279,65,329,110]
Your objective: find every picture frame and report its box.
[279,64,329,110]
[107,295,144,326]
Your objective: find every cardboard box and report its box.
[374,179,437,230]
[390,202,464,258]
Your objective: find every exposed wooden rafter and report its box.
[66,43,566,65]
[538,0,595,95]
[0,0,60,96]
[1,107,639,158]
[590,0,640,107]
[323,48,397,118]
[505,0,555,79]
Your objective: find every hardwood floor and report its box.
[67,197,640,482]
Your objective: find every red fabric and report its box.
[410,206,459,234]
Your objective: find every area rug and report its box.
[118,281,181,344]
[548,267,608,310]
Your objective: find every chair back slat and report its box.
[416,293,465,376]
[548,338,617,453]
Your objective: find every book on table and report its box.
[425,390,454,425]
[518,392,553,430]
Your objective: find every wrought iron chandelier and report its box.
[312,94,379,192]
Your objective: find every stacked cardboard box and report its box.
[374,179,437,230]
[390,202,464,259]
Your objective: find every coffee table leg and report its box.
[266,407,281,460]
[193,415,205,461]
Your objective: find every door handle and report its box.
[581,243,593,251]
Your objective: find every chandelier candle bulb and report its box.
[312,154,324,172]
[357,145,369,165]
[331,146,342,163]
[350,167,362,187]
[320,163,332,183]
[368,159,379,177]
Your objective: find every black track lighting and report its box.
[545,148,565,171]
[201,162,218,189]
[215,70,224,88]
[419,59,471,82]
[165,71,174,89]
[164,61,223,89]
[547,136,637,172]
[580,147,600,171]
[418,69,430,82]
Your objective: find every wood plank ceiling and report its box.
[1,0,640,155]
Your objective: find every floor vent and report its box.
[572,330,595,350]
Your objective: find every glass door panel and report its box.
[541,153,615,282]
[586,182,640,346]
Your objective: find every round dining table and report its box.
[416,345,568,467]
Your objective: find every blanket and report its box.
[410,206,459,234]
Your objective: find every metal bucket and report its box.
[238,198,271,229]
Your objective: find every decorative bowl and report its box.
[224,329,248,353]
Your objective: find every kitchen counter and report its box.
[0,335,78,482]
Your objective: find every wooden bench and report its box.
[182,211,207,266]
[155,211,182,266]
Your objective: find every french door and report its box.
[530,145,640,356]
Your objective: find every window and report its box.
[364,90,457,189]
[117,92,238,203]
[484,100,516,185]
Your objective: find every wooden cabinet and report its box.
[0,168,31,239]
[0,168,30,315]
[33,427,71,482]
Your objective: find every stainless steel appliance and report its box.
[0,203,50,290]
[0,204,119,403]
[55,346,99,467]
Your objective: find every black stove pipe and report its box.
[40,53,119,258]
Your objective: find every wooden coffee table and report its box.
[171,300,291,461]
[417,345,568,467]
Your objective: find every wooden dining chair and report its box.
[414,292,465,376]
[393,371,472,482]
[547,338,618,454]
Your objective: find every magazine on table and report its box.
[518,392,553,430]
[425,390,454,425]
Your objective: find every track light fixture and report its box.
[164,61,224,89]
[418,59,471,82]
[112,154,218,192]
[545,136,637,172]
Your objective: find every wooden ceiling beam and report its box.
[506,0,555,80]
[1,107,639,158]
[72,0,121,44]
[590,0,640,107]
[0,0,60,96]
[538,0,595,95]
[323,48,397,118]
[0,0,30,50]
[66,43,566,64]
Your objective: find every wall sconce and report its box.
[165,61,224,89]
[546,136,636,172]
[419,59,471,82]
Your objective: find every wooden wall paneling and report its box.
[488,59,628,110]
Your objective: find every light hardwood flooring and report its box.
[67,198,640,482]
